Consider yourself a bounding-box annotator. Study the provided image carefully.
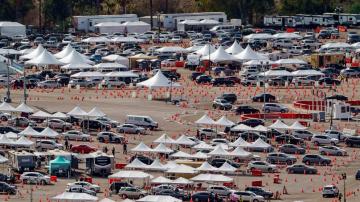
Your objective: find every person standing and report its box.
[112,146,115,157]
[65,139,69,150]
[123,142,127,154]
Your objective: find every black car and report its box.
[196,75,212,84]
[219,93,237,104]
[80,120,110,131]
[191,191,220,202]
[318,31,331,39]
[0,182,16,195]
[208,158,240,168]
[235,105,260,115]
[226,76,241,84]
[302,154,331,166]
[345,136,360,147]
[268,77,286,86]
[347,34,360,44]
[56,76,70,86]
[238,119,265,127]
[286,164,317,174]
[252,93,276,102]
[266,129,284,138]
[356,169,360,180]
[0,126,20,134]
[129,155,153,165]
[0,173,15,183]
[318,77,341,86]
[211,78,234,87]
[109,182,134,194]
[157,190,191,201]
[190,72,204,81]
[326,94,348,101]
[245,187,273,199]
[275,135,304,145]
[162,70,181,81]
[321,69,340,77]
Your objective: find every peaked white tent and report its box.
[156,46,188,53]
[52,112,69,119]
[147,159,167,171]
[171,177,193,185]
[217,162,237,173]
[289,121,308,130]
[174,135,196,146]
[235,45,268,61]
[153,133,176,144]
[274,58,307,65]
[192,142,214,150]
[208,145,231,157]
[137,195,182,202]
[0,102,15,111]
[166,164,197,174]
[268,120,290,130]
[131,142,153,153]
[4,132,18,139]
[195,114,216,125]
[215,116,235,126]
[231,124,253,131]
[252,125,268,132]
[137,71,181,89]
[195,44,216,56]
[192,151,209,159]
[191,174,233,183]
[152,143,173,154]
[111,36,144,43]
[170,150,192,159]
[230,147,253,159]
[0,154,8,163]
[226,41,244,55]
[67,106,88,117]
[19,126,40,137]
[52,192,98,201]
[25,50,63,66]
[38,127,59,138]
[15,103,34,113]
[59,50,94,64]
[263,70,292,77]
[126,158,148,169]
[54,44,74,59]
[87,107,106,117]
[249,138,272,151]
[20,44,45,60]
[196,161,218,172]
[229,137,252,147]
[109,170,153,179]
[31,110,52,118]
[102,54,128,64]
[151,176,173,184]
[15,136,34,147]
[291,69,324,77]
[0,134,15,145]
[71,71,104,78]
[201,46,239,63]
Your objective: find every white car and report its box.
[20,38,30,45]
[230,191,265,202]
[198,128,219,139]
[247,161,277,173]
[272,39,293,48]
[292,77,315,86]
[324,130,348,141]
[292,130,315,140]
[319,146,347,156]
[37,80,61,88]
[170,36,181,43]
[67,181,100,193]
[288,46,303,55]
[101,79,126,88]
[66,186,96,196]
[161,59,176,67]
[20,172,51,185]
[322,185,339,198]
[46,119,72,130]
[311,135,339,146]
[63,130,91,141]
[35,140,64,150]
[207,185,232,196]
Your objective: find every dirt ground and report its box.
[0,68,359,202]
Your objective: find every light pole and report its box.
[342,173,346,202]
[260,61,269,120]
[169,78,173,102]
[23,67,27,104]
[157,12,162,43]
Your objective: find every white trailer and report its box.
[161,12,227,30]
[73,14,138,32]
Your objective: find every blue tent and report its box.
[49,156,70,176]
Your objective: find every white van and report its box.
[125,115,158,130]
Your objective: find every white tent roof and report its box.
[67,106,88,117]
[151,176,173,184]
[235,45,268,61]
[166,164,197,174]
[131,142,153,153]
[94,22,122,27]
[15,136,34,147]
[25,50,63,66]
[321,42,351,49]
[111,37,144,43]
[201,46,239,63]
[195,114,216,125]
[19,126,40,137]
[208,145,231,157]
[252,125,268,132]
[0,48,20,55]
[147,158,167,171]
[289,121,308,130]
[196,161,217,172]
[191,174,233,182]
[0,154,8,163]
[54,44,74,59]
[153,133,176,144]
[243,59,274,66]
[230,147,252,158]
[32,110,52,118]
[52,112,69,119]
[217,162,237,173]
[94,62,127,69]
[59,50,94,64]
[192,151,209,159]
[351,42,360,49]
[38,127,59,138]
[268,120,290,130]
[215,116,234,126]
[137,195,182,202]
[171,177,193,185]
[192,142,214,150]
[87,107,106,117]
[291,69,324,76]
[163,161,178,170]
[244,33,273,40]
[82,36,110,43]
[106,71,138,78]
[263,70,292,77]
[102,54,128,62]
[15,102,34,113]
[152,143,173,154]
[52,192,98,201]
[99,198,115,202]
[273,33,302,39]
[109,170,153,179]
[126,158,148,169]
[170,150,192,159]
[250,138,272,149]
[20,44,45,59]
[225,41,243,55]
[195,44,216,56]
[174,135,196,146]
[4,132,18,139]
[156,46,188,53]
[186,46,202,52]
[274,58,307,65]
[0,102,15,111]
[71,71,105,78]
[229,137,252,147]
[0,134,15,145]
[137,71,181,89]
[231,124,253,131]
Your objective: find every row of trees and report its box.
[0,0,359,29]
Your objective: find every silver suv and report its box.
[207,185,232,197]
[35,140,63,151]
[20,172,51,185]
[266,152,296,165]
[262,103,289,113]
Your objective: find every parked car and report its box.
[157,189,190,201]
[0,182,16,195]
[0,126,20,134]
[230,190,265,202]
[275,135,304,145]
[196,75,212,84]
[244,187,273,199]
[318,77,341,86]
[95,117,119,128]
[266,152,296,165]
[199,128,220,139]
[80,120,110,131]
[210,138,230,145]
[101,79,126,88]
[322,185,339,198]
[207,186,232,197]
[125,115,158,130]
[252,93,276,102]
[35,140,63,150]
[62,130,91,141]
[211,78,234,87]
[67,181,101,193]
[117,124,146,134]
[340,68,360,78]
[311,135,339,146]
[151,184,177,194]
[319,146,347,156]
[238,119,265,127]
[8,117,36,127]
[118,187,147,199]
[292,130,314,140]
[69,79,93,88]
[47,119,72,130]
[71,144,97,154]
[324,130,348,141]
[66,186,97,196]
[218,93,237,104]
[262,103,289,113]
[208,158,240,168]
[190,72,204,81]
[97,132,124,143]
[345,136,360,147]
[292,77,315,86]
[279,144,306,154]
[234,105,260,115]
[247,161,277,173]
[302,154,331,166]
[286,164,317,174]
[109,182,134,194]
[20,172,51,185]
[212,98,232,110]
[191,191,216,202]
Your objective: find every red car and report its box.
[71,144,96,154]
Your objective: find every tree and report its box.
[43,0,72,30]
[0,0,33,22]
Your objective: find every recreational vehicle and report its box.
[8,150,36,173]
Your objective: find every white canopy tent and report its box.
[196,161,218,172]
[166,164,198,175]
[171,177,194,185]
[87,107,106,117]
[111,37,144,43]
[194,44,216,56]
[15,136,34,147]
[195,114,216,125]
[38,127,60,138]
[208,145,231,157]
[54,44,74,59]
[52,192,98,201]
[59,50,94,65]
[0,134,15,146]
[31,110,52,118]
[52,112,69,119]
[137,71,181,89]
[230,147,253,159]
[25,50,63,66]
[126,158,148,169]
[0,102,15,111]
[191,174,233,183]
[248,138,273,151]
[263,70,292,77]
[229,137,252,147]
[225,41,244,55]
[235,46,268,61]
[71,72,105,78]
[147,159,167,171]
[155,46,188,53]
[201,46,239,63]
[0,154,8,163]
[217,162,237,173]
[136,195,182,202]
[274,58,307,65]
[19,126,40,137]
[243,59,274,66]
[82,37,110,43]
[67,106,88,117]
[151,176,173,184]
[131,142,153,153]
[170,150,193,159]
[174,135,196,146]
[231,124,253,132]
[291,69,324,77]
[61,63,94,70]
[153,133,176,144]
[268,120,290,130]
[20,44,45,60]
[215,116,234,126]
[192,142,214,150]
[152,143,173,154]
[15,103,34,113]
[289,121,308,130]
[109,170,153,179]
